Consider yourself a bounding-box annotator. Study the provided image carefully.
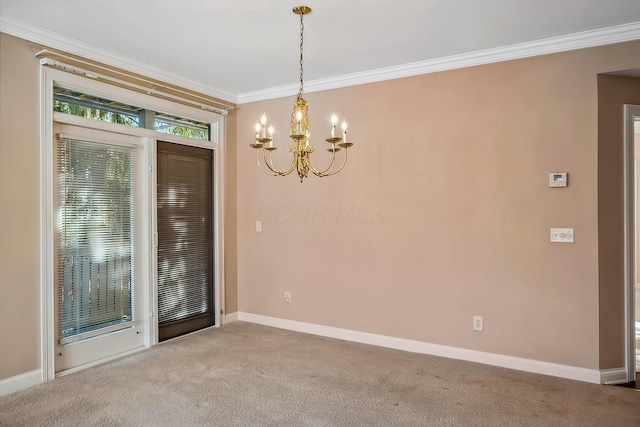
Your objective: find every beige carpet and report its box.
[0,322,639,426]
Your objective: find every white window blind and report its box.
[56,136,137,344]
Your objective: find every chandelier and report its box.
[249,6,354,182]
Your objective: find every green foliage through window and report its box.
[53,87,210,141]
[154,113,208,140]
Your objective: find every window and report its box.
[53,86,210,140]
[154,112,209,140]
[54,87,141,127]
[56,136,137,343]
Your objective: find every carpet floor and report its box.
[1,322,639,426]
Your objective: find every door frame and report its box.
[40,66,226,381]
[623,104,640,383]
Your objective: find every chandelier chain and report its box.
[298,11,304,100]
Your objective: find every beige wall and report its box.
[0,33,42,379]
[597,74,640,369]
[236,41,640,370]
[2,28,640,382]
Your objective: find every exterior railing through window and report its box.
[59,253,133,344]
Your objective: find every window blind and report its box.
[56,136,136,344]
[157,142,213,336]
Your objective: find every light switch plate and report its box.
[550,228,574,243]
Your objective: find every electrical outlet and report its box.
[256,221,262,232]
[284,291,291,303]
[473,316,484,332]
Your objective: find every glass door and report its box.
[54,124,146,372]
[156,141,214,341]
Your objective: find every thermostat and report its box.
[549,172,567,187]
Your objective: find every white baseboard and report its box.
[0,315,619,397]
[224,311,239,324]
[0,369,42,397]
[238,312,603,384]
[600,368,629,385]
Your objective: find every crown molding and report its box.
[2,15,638,106]
[0,15,238,104]
[238,21,640,104]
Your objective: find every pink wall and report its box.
[236,41,640,370]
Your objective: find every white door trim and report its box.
[40,65,56,382]
[623,104,640,383]
[39,66,226,381]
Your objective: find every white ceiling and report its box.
[1,0,640,103]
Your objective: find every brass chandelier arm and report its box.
[309,149,350,177]
[266,149,297,176]
[308,149,338,176]
[254,149,280,176]
[256,148,297,176]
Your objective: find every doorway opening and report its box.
[634,112,640,382]
[624,104,640,387]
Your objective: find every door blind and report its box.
[56,136,136,344]
[157,142,213,332]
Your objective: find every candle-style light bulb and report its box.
[331,114,338,138]
[342,120,347,141]
[268,125,274,147]
[296,110,302,134]
[259,114,268,138]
